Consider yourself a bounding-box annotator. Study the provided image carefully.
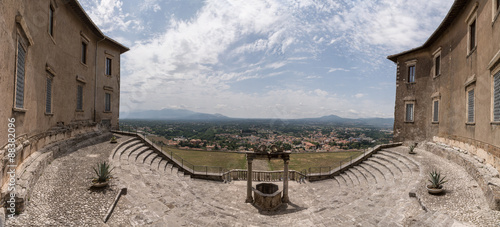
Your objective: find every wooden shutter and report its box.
[468,89,474,123]
[433,100,439,122]
[46,77,52,113]
[494,72,500,121]
[15,42,26,108]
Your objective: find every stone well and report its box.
[253,183,282,211]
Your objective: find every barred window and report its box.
[105,58,112,75]
[105,93,111,112]
[467,89,475,123]
[15,41,26,109]
[81,42,87,64]
[432,100,439,122]
[46,76,52,113]
[405,103,414,122]
[494,72,500,121]
[76,85,83,110]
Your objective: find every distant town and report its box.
[119,119,393,152]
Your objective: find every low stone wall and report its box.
[433,136,500,172]
[426,141,500,210]
[0,121,112,214]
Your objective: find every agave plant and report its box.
[409,144,416,154]
[110,135,117,143]
[428,170,447,189]
[93,161,114,183]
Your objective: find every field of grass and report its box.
[160,144,362,173]
[268,151,362,172]
[162,147,247,171]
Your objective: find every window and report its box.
[49,5,54,36]
[81,42,87,64]
[467,88,475,123]
[405,103,414,122]
[435,55,441,77]
[494,0,500,20]
[408,65,415,83]
[469,20,476,50]
[76,85,83,111]
[494,71,500,122]
[105,93,111,112]
[46,76,53,114]
[432,100,439,123]
[105,58,112,75]
[15,40,26,109]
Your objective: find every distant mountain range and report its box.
[120,108,393,128]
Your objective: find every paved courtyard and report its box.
[6,135,500,226]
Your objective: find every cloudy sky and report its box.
[80,0,454,119]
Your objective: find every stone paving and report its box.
[6,136,121,226]
[5,134,500,226]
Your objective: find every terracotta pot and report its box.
[92,180,109,188]
[427,185,444,194]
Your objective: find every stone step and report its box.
[129,147,150,163]
[345,169,361,185]
[120,143,145,160]
[358,163,385,184]
[150,156,162,171]
[377,152,413,173]
[340,172,355,186]
[112,138,141,160]
[366,158,396,179]
[353,165,378,184]
[372,154,405,177]
[382,149,420,170]
[351,166,372,184]
[142,151,157,165]
[363,160,394,183]
[135,150,153,164]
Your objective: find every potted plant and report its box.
[92,161,114,188]
[408,143,416,154]
[110,135,117,143]
[427,170,447,194]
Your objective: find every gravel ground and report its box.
[6,136,124,226]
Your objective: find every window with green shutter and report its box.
[406,103,414,122]
[76,85,83,110]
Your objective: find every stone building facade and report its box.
[0,0,127,190]
[388,0,500,170]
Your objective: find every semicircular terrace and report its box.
[6,134,500,226]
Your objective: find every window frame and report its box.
[81,41,87,65]
[466,4,478,56]
[48,3,55,38]
[104,93,111,112]
[45,73,54,115]
[405,101,415,123]
[432,99,439,123]
[433,48,442,78]
[14,36,28,111]
[466,86,475,124]
[405,60,417,83]
[76,84,84,111]
[105,57,112,76]
[492,68,500,123]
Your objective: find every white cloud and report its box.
[80,0,141,32]
[354,93,364,98]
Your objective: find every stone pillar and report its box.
[245,156,253,203]
[282,156,290,203]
